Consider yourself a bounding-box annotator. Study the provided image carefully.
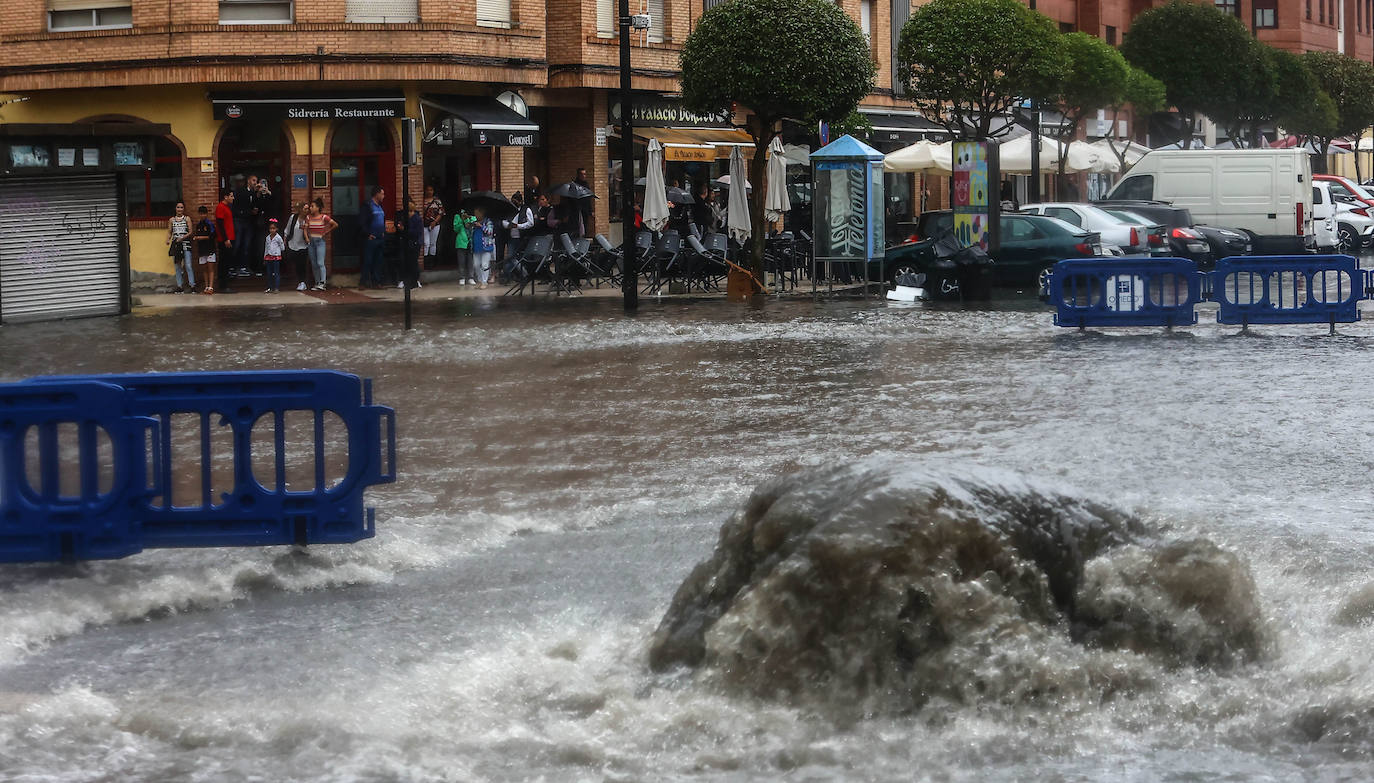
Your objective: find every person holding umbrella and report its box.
[471,206,496,290]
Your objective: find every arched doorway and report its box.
[330,120,395,271]
[218,122,290,220]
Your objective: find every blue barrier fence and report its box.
[1051,258,1204,328]
[0,370,396,564]
[1212,255,1362,326]
[1046,255,1370,329]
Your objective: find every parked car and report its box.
[1095,207,1170,256]
[1093,200,1216,266]
[1314,174,1374,210]
[1312,181,1341,252]
[881,210,1102,289]
[1333,198,1374,254]
[1018,202,1151,254]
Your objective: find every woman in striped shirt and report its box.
[303,197,338,290]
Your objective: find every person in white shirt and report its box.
[502,192,535,259]
[283,202,311,290]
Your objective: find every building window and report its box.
[219,0,292,24]
[1215,0,1239,16]
[892,0,910,95]
[1307,0,1312,18]
[125,138,183,220]
[861,0,872,39]
[1105,24,1117,44]
[346,0,417,23]
[1254,0,1278,27]
[1059,21,1075,32]
[47,1,132,31]
[647,0,665,42]
[476,0,510,27]
[703,0,728,8]
[597,0,613,34]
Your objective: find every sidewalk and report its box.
[133,278,631,310]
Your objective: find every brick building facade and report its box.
[0,0,1365,282]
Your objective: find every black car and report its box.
[880,210,1102,291]
[1092,200,1217,267]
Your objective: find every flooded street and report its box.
[3,294,1374,781]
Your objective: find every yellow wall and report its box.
[131,227,170,275]
[1,85,218,157]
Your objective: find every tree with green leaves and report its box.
[1100,67,1166,171]
[896,0,1067,140]
[1121,0,1257,148]
[1048,32,1130,178]
[1301,51,1374,167]
[680,0,875,290]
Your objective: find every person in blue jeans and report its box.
[361,185,387,288]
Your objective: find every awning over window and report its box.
[209,92,406,121]
[615,127,756,162]
[420,95,539,147]
[859,110,947,144]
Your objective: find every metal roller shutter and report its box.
[0,175,122,324]
[475,0,510,25]
[345,0,417,23]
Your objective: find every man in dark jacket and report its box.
[573,167,594,237]
[231,175,259,278]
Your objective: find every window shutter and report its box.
[476,0,510,26]
[345,0,418,23]
[647,0,664,41]
[597,0,614,33]
[891,0,910,96]
[49,0,128,9]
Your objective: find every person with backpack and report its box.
[453,203,476,285]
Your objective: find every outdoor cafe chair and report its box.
[503,234,554,296]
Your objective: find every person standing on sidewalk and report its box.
[453,204,476,285]
[304,197,337,290]
[360,186,387,289]
[574,167,594,238]
[213,191,236,294]
[502,191,534,259]
[471,207,496,290]
[400,197,424,289]
[192,205,217,294]
[262,218,284,293]
[165,202,194,293]
[422,185,444,269]
[231,175,258,278]
[284,202,310,290]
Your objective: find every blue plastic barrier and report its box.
[1212,255,1363,327]
[0,381,159,562]
[1,370,395,563]
[1049,257,1204,328]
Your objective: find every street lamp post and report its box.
[618,1,649,312]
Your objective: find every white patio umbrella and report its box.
[998,135,1098,174]
[726,145,752,245]
[642,138,670,233]
[883,139,953,173]
[1089,138,1150,166]
[764,136,790,224]
[1068,140,1118,173]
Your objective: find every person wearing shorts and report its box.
[193,205,218,294]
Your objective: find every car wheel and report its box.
[1338,224,1357,255]
[888,263,919,286]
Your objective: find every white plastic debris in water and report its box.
[885,285,925,302]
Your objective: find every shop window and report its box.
[124,138,183,220]
[1254,0,1277,28]
[48,1,132,31]
[346,0,417,23]
[219,0,292,24]
[476,0,511,27]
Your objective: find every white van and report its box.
[1103,149,1313,246]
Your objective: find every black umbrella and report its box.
[548,181,597,200]
[667,187,694,204]
[462,191,516,220]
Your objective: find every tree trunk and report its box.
[745,115,775,293]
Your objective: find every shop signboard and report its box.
[472,129,540,147]
[211,95,405,121]
[608,95,732,129]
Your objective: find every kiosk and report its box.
[810,135,885,296]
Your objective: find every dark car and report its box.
[879,210,1102,289]
[1091,200,1216,267]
